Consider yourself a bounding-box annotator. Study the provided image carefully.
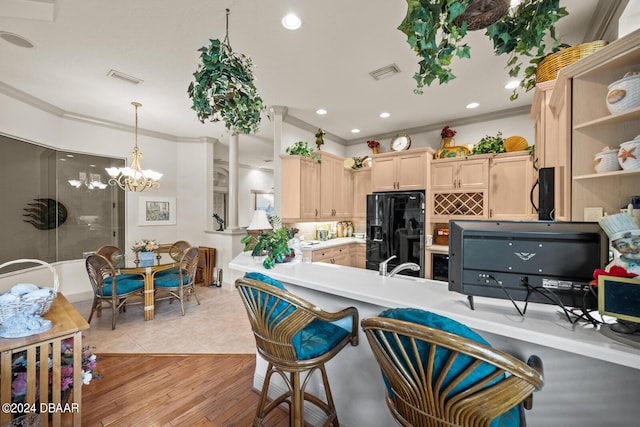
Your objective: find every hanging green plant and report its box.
[399,0,568,99]
[187,10,265,134]
[486,0,568,100]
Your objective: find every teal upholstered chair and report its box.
[154,246,200,315]
[96,245,143,281]
[85,253,144,330]
[235,273,359,427]
[362,308,544,427]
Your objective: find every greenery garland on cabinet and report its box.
[399,0,568,99]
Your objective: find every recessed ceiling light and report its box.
[466,102,480,109]
[282,13,302,30]
[351,129,361,134]
[0,31,34,48]
[379,112,391,118]
[505,79,520,89]
[316,109,327,115]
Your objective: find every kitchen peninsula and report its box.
[230,252,640,427]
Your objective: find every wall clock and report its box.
[390,133,411,151]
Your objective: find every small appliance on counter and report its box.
[366,190,425,277]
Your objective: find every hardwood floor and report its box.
[82,354,290,426]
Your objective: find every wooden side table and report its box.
[0,294,89,426]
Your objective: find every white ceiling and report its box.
[0,0,602,167]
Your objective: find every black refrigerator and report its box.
[366,190,425,277]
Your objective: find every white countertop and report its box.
[299,237,365,252]
[230,252,640,369]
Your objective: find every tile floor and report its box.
[72,285,256,354]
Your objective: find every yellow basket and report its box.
[0,259,59,323]
[536,41,607,83]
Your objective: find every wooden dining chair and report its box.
[96,245,142,280]
[85,254,144,330]
[235,273,359,427]
[169,240,192,261]
[362,308,544,427]
[154,246,200,315]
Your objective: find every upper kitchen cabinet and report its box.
[371,149,428,192]
[430,156,489,191]
[352,168,371,218]
[281,155,320,222]
[531,79,571,221]
[548,29,640,220]
[489,152,535,220]
[320,152,349,218]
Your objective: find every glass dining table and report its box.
[112,252,179,321]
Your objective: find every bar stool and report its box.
[235,273,359,427]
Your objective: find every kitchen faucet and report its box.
[378,255,397,276]
[388,262,421,277]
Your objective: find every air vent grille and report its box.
[369,64,400,80]
[107,69,144,85]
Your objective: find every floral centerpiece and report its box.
[11,337,98,404]
[367,140,381,154]
[131,239,159,253]
[441,126,457,140]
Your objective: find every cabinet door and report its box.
[300,159,320,219]
[431,161,456,190]
[490,155,534,220]
[353,169,372,218]
[320,155,343,218]
[371,156,397,191]
[340,167,353,218]
[458,158,489,189]
[397,152,425,190]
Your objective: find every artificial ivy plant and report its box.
[285,141,321,163]
[399,0,568,99]
[241,215,293,269]
[187,10,265,134]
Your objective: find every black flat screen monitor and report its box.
[448,220,608,309]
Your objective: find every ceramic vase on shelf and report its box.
[435,137,469,159]
[372,147,380,154]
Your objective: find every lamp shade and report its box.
[247,210,272,231]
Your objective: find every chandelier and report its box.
[106,102,162,192]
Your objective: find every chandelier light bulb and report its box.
[106,102,162,192]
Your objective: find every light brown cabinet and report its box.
[281,155,320,221]
[352,168,372,218]
[489,153,535,220]
[531,79,571,221]
[431,157,489,191]
[565,32,640,221]
[353,243,366,268]
[371,150,427,191]
[320,152,347,218]
[312,245,351,266]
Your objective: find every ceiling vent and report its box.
[369,64,400,80]
[107,69,144,85]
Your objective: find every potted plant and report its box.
[398,0,568,98]
[285,141,321,163]
[241,215,294,269]
[470,132,506,156]
[187,37,265,134]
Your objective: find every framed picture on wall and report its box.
[253,191,274,216]
[138,197,176,225]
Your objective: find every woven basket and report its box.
[0,259,59,323]
[536,41,607,83]
[607,73,640,115]
[618,139,640,171]
[593,149,621,173]
[454,0,510,31]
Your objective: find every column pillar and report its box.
[227,131,240,230]
[270,105,287,218]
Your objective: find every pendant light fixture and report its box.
[106,102,162,192]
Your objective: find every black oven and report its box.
[431,253,449,282]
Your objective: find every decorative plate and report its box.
[504,136,528,152]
